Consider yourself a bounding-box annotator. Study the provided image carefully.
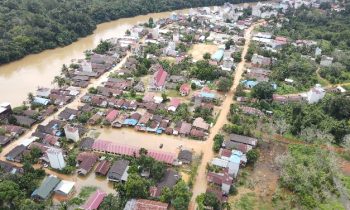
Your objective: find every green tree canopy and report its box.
[251,82,274,100]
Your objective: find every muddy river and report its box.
[0,9,192,106]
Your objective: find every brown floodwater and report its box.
[0,0,266,106]
[0,9,189,106]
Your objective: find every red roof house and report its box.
[149,66,168,91]
[105,110,119,123]
[179,83,190,96]
[168,98,181,112]
[80,189,107,210]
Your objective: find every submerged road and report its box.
[189,21,263,209]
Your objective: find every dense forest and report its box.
[0,0,260,65]
[275,4,350,53]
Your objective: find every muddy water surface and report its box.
[0,9,188,106]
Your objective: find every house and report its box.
[58,108,79,121]
[251,54,271,67]
[80,138,95,151]
[207,169,233,194]
[124,199,168,210]
[240,106,264,117]
[221,58,234,71]
[77,153,98,176]
[33,97,50,106]
[178,149,193,164]
[47,148,66,170]
[178,122,192,136]
[229,134,258,147]
[0,135,11,147]
[320,55,333,67]
[307,84,325,104]
[211,49,224,62]
[246,68,271,82]
[179,83,191,96]
[31,175,61,200]
[95,160,111,176]
[137,112,152,127]
[105,110,119,123]
[107,159,130,182]
[192,117,209,132]
[54,180,75,197]
[80,190,107,210]
[0,102,12,123]
[6,145,26,162]
[168,98,181,112]
[222,141,252,153]
[0,160,23,174]
[273,94,288,104]
[3,125,26,137]
[92,140,176,164]
[194,87,217,102]
[227,150,245,177]
[81,60,92,72]
[149,66,168,91]
[64,125,80,142]
[190,128,206,139]
[14,115,36,127]
[241,80,258,89]
[88,112,103,125]
[150,169,179,197]
[36,88,51,98]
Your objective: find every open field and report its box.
[189,43,218,61]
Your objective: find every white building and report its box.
[47,148,66,170]
[252,2,263,17]
[151,26,159,39]
[54,180,75,196]
[315,47,322,57]
[307,84,326,104]
[64,125,80,142]
[81,60,92,72]
[173,32,180,42]
[320,55,333,67]
[164,41,177,57]
[36,88,51,98]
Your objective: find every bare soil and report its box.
[229,140,287,209]
[188,43,218,61]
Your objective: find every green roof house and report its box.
[31,175,61,200]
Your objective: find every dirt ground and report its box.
[188,43,218,61]
[229,140,287,209]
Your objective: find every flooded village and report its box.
[1,0,348,209]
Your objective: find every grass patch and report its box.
[188,152,203,188]
[233,192,257,210]
[68,186,97,206]
[341,175,350,195]
[319,200,346,210]
[342,84,350,91]
[275,84,299,95]
[166,89,180,97]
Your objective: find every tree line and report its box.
[0,0,262,65]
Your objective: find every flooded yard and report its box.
[189,43,218,61]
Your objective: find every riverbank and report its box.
[0,0,267,106]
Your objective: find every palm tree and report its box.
[61,64,69,77]
[52,76,65,88]
[27,92,34,103]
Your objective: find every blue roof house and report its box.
[33,97,50,106]
[123,119,138,126]
[211,49,224,62]
[241,80,259,89]
[227,150,243,178]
